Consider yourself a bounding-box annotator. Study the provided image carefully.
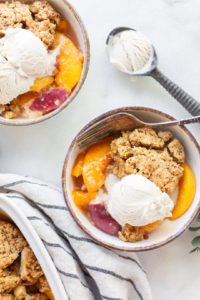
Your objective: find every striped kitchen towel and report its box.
[0,174,152,300]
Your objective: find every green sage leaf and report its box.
[196,214,200,222]
[190,247,198,253]
[189,226,200,232]
[192,236,200,247]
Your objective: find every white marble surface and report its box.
[0,0,200,299]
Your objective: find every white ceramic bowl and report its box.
[0,194,67,299]
[62,107,200,251]
[0,0,90,126]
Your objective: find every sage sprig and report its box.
[189,214,200,253]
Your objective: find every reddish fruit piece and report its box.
[30,87,70,112]
[88,202,121,236]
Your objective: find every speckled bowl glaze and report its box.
[62,107,200,251]
[0,0,90,126]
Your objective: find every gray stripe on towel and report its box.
[85,265,144,300]
[0,180,48,188]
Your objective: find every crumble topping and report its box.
[0,221,27,269]
[0,221,52,298]
[20,247,43,282]
[30,1,60,25]
[0,0,61,48]
[129,127,165,149]
[37,276,51,294]
[0,269,21,293]
[0,295,14,299]
[25,294,49,300]
[118,224,145,242]
[108,127,184,194]
[167,138,185,163]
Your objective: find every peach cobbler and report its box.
[71,127,196,242]
[0,0,83,119]
[0,220,54,299]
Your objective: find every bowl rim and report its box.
[62,106,200,252]
[0,0,90,126]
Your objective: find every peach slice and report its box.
[30,76,54,92]
[71,153,85,177]
[12,92,38,105]
[82,139,112,193]
[72,190,97,207]
[55,32,83,92]
[57,20,68,33]
[141,220,162,233]
[170,163,196,220]
[44,290,55,300]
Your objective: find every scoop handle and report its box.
[150,68,200,116]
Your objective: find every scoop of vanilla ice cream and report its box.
[0,28,60,104]
[107,174,174,227]
[108,30,152,73]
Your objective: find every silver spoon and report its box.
[106,27,200,116]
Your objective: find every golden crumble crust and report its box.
[0,294,14,299]
[37,276,50,294]
[0,221,27,269]
[20,247,43,282]
[109,127,185,194]
[118,224,145,242]
[0,269,21,293]
[107,157,126,178]
[25,294,49,300]
[0,221,51,298]
[129,127,165,149]
[29,20,56,49]
[125,147,183,194]
[30,0,60,25]
[110,136,133,159]
[168,138,185,163]
[0,0,61,48]
[158,131,173,143]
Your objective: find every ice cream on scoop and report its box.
[108,30,152,73]
[0,28,60,105]
[106,174,174,227]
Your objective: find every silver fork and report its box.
[76,112,200,149]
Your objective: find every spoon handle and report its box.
[150,68,200,116]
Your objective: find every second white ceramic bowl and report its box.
[62,107,200,251]
[0,0,90,126]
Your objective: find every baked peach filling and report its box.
[7,30,83,119]
[71,128,196,242]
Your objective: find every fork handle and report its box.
[150,68,200,116]
[167,115,200,127]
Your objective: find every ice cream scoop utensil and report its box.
[106,27,200,116]
[76,112,200,148]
